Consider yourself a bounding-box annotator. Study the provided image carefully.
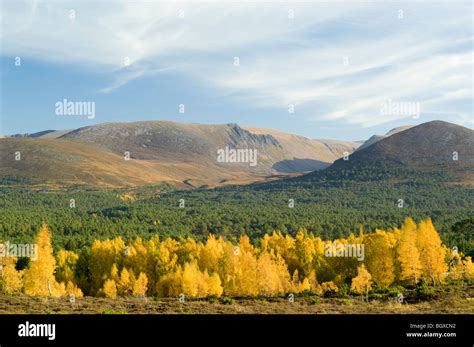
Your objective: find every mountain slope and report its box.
[356,125,414,151]
[0,137,280,188]
[33,129,74,139]
[0,121,358,188]
[59,121,357,174]
[242,126,359,170]
[329,121,473,179]
[6,120,466,188]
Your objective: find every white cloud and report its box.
[1,0,472,128]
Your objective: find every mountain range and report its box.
[0,121,358,188]
[0,120,472,188]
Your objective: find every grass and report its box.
[0,285,472,314]
[101,308,129,315]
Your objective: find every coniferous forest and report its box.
[1,167,473,313]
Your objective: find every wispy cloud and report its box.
[1,0,472,128]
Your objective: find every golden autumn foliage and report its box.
[117,267,134,296]
[157,261,223,298]
[321,281,339,293]
[462,257,474,281]
[290,270,312,292]
[364,231,395,287]
[198,235,225,274]
[396,218,423,285]
[102,279,118,299]
[118,193,137,202]
[23,224,65,297]
[0,256,23,294]
[133,272,148,297]
[89,237,126,295]
[447,251,464,281]
[351,265,373,300]
[9,218,473,299]
[256,252,290,295]
[447,250,474,283]
[65,281,83,298]
[56,250,79,284]
[416,219,448,285]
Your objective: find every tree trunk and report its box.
[48,279,52,297]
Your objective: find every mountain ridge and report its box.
[0,121,358,187]
[327,120,473,180]
[2,120,471,188]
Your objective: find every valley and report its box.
[0,120,472,255]
[0,119,472,314]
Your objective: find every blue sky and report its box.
[1,0,472,141]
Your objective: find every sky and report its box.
[0,0,472,141]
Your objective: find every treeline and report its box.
[0,182,473,256]
[1,218,472,299]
